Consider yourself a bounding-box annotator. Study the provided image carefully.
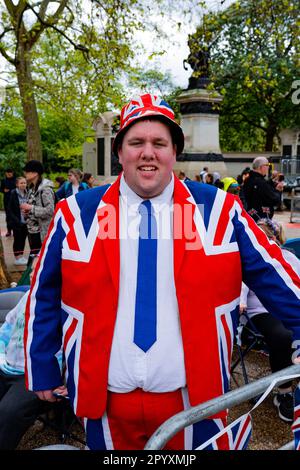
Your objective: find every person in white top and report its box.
[240,218,300,423]
[0,257,63,449]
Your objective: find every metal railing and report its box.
[290,196,300,223]
[144,364,300,450]
[281,158,300,178]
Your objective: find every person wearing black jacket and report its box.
[8,177,28,265]
[243,157,282,220]
[0,169,16,236]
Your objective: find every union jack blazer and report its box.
[24,174,300,419]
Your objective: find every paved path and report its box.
[0,210,31,276]
[1,209,300,276]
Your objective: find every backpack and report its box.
[40,187,59,208]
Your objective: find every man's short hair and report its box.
[252,157,269,169]
[117,116,179,152]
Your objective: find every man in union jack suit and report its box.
[24,93,300,450]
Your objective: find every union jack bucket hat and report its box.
[112,93,184,156]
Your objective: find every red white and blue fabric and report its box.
[198,414,252,450]
[292,383,300,450]
[24,175,300,426]
[83,389,227,450]
[120,94,175,131]
[84,416,228,451]
[134,200,157,352]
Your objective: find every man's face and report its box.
[118,119,176,198]
[24,171,38,183]
[259,163,269,177]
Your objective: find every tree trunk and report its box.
[264,122,277,152]
[16,42,43,162]
[0,238,11,289]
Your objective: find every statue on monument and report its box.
[183,36,211,90]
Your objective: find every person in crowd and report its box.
[8,177,28,266]
[56,168,89,200]
[240,218,300,422]
[0,168,16,237]
[237,167,251,210]
[268,171,285,211]
[20,160,55,259]
[221,177,240,195]
[236,167,251,187]
[82,173,95,189]
[199,166,208,183]
[24,93,300,451]
[212,172,222,189]
[268,170,285,191]
[243,157,282,220]
[178,171,190,182]
[55,176,66,188]
[0,257,62,449]
[205,173,214,185]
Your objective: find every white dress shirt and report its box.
[108,174,186,393]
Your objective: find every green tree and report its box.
[189,0,300,151]
[0,0,145,161]
[0,1,186,170]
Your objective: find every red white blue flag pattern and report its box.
[198,414,252,450]
[120,94,175,130]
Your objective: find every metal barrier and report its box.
[281,159,300,177]
[36,444,80,450]
[278,441,294,450]
[144,364,300,450]
[290,196,300,223]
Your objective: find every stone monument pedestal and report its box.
[175,88,227,179]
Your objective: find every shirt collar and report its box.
[120,173,174,214]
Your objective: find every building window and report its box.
[97,138,105,176]
[282,145,292,157]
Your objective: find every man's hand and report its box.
[20,203,33,213]
[35,386,69,402]
[53,385,68,398]
[293,356,300,365]
[275,182,284,192]
[35,389,57,402]
[239,304,247,314]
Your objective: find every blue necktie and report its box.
[134,200,157,352]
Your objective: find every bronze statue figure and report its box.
[183,36,212,90]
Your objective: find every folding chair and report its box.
[231,312,267,387]
[0,286,30,326]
